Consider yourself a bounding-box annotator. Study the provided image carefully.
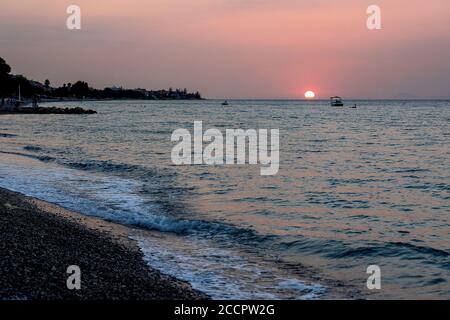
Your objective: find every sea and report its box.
[0,99,449,299]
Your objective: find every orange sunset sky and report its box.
[1,0,449,99]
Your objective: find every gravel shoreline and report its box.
[0,187,207,300]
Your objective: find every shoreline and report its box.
[0,150,362,300]
[0,187,207,300]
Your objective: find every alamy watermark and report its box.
[367,5,382,30]
[171,121,279,175]
[366,265,381,290]
[66,5,81,30]
[66,265,81,290]
[65,5,381,31]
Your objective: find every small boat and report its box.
[221,100,229,106]
[350,104,357,109]
[330,96,344,107]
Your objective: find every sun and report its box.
[304,90,315,99]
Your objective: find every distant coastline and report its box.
[0,57,204,104]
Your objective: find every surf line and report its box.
[171,121,279,175]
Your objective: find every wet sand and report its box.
[0,187,207,300]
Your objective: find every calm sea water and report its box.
[0,100,449,299]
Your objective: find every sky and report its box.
[0,0,449,99]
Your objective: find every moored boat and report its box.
[330,96,344,107]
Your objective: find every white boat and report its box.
[330,96,344,107]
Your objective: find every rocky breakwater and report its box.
[0,106,97,115]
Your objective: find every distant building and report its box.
[106,86,123,91]
[133,88,149,97]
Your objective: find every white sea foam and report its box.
[0,152,325,299]
[133,232,325,300]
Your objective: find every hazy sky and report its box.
[1,0,449,98]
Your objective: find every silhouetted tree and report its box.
[71,81,90,98]
[0,57,12,97]
[0,57,11,75]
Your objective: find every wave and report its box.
[3,149,448,268]
[23,145,42,151]
[276,236,450,269]
[3,147,449,286]
[0,149,264,240]
[0,133,17,138]
[0,150,56,162]
[3,149,170,182]
[325,242,449,259]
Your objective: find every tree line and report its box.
[0,57,202,100]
